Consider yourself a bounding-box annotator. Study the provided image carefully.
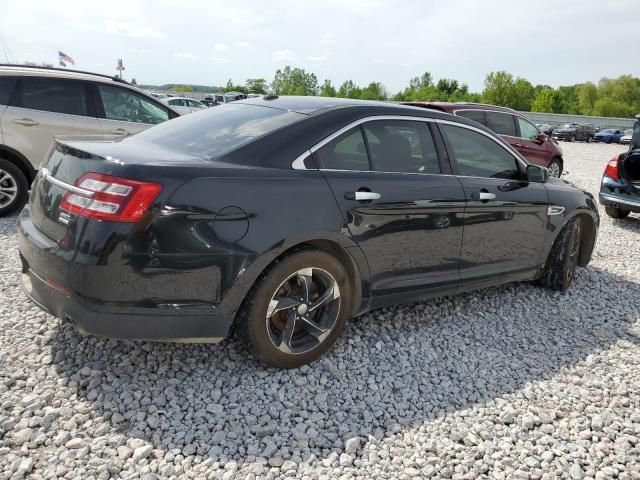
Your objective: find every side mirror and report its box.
[526,164,549,183]
[535,133,546,143]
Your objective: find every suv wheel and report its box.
[0,159,29,217]
[604,206,630,219]
[538,218,581,291]
[547,159,562,178]
[237,250,352,368]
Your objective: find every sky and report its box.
[0,0,638,93]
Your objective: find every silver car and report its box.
[162,97,207,115]
[0,65,179,216]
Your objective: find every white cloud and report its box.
[307,55,328,63]
[103,21,165,39]
[372,58,383,63]
[272,49,296,62]
[210,57,230,63]
[214,43,228,51]
[233,41,252,48]
[172,52,198,60]
[319,33,335,45]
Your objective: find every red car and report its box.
[403,102,565,177]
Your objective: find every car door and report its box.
[94,83,171,136]
[514,116,550,167]
[315,118,466,296]
[438,122,550,280]
[0,77,18,144]
[3,76,102,169]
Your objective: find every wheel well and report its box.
[243,240,363,318]
[575,213,596,267]
[0,146,36,183]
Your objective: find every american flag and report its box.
[58,51,75,66]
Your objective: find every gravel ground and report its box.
[1,142,639,480]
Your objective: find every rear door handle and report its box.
[13,118,39,126]
[471,191,496,201]
[344,191,382,201]
[108,128,130,135]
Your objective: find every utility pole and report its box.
[116,58,125,79]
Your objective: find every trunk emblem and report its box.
[58,211,72,225]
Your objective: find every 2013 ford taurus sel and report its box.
[18,96,599,368]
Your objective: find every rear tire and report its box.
[547,158,563,177]
[538,218,582,291]
[236,250,352,368]
[605,206,630,219]
[0,158,29,217]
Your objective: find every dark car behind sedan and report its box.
[599,116,640,219]
[594,128,625,144]
[18,97,599,368]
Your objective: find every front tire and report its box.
[547,158,563,178]
[237,250,352,368]
[0,159,29,217]
[538,218,581,291]
[605,206,630,219]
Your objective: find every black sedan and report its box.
[18,97,599,368]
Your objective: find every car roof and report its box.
[0,64,132,86]
[403,101,518,115]
[166,97,202,101]
[238,95,438,115]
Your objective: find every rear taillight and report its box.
[60,172,162,222]
[604,157,619,180]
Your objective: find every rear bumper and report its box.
[599,192,640,213]
[18,209,234,342]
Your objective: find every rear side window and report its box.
[19,77,88,116]
[363,120,440,174]
[0,77,17,105]
[485,111,517,137]
[456,110,486,125]
[98,85,169,125]
[441,124,520,179]
[516,117,540,140]
[316,127,369,171]
[135,103,304,158]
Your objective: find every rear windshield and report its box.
[134,103,305,158]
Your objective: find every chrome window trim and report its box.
[292,114,528,172]
[40,168,95,197]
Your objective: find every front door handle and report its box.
[514,143,524,148]
[471,191,496,201]
[108,128,130,135]
[13,118,39,126]
[344,191,382,201]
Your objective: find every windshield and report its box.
[624,129,633,135]
[562,124,576,129]
[134,103,305,158]
[600,129,616,134]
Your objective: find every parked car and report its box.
[551,123,596,143]
[0,65,179,216]
[403,102,565,177]
[594,128,625,144]
[538,124,555,136]
[621,129,634,144]
[201,95,219,107]
[599,116,640,219]
[18,96,599,368]
[162,97,207,115]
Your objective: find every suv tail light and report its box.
[60,172,162,222]
[604,156,619,181]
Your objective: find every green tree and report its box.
[531,88,557,113]
[319,79,337,97]
[174,84,193,93]
[245,78,267,94]
[223,79,247,93]
[359,82,387,100]
[482,71,515,107]
[271,66,318,96]
[578,82,598,115]
[511,78,535,111]
[555,85,581,114]
[337,80,361,99]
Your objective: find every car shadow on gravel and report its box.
[49,265,640,464]
[611,215,640,232]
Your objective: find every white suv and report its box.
[0,65,179,216]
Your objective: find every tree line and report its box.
[146,67,640,119]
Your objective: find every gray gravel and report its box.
[1,141,640,479]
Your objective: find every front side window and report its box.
[517,117,540,140]
[19,77,88,116]
[441,124,520,180]
[315,127,369,171]
[485,111,517,137]
[363,120,440,174]
[0,77,17,105]
[97,85,169,125]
